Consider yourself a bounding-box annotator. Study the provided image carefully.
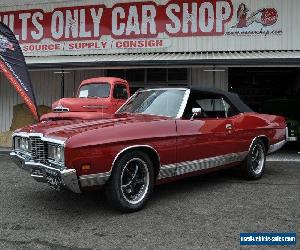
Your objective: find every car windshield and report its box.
[117,89,186,118]
[78,83,110,98]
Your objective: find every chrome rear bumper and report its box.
[287,136,298,142]
[10,152,81,193]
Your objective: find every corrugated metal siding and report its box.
[0,69,104,132]
[24,50,300,67]
[191,68,228,91]
[31,71,62,105]
[0,67,225,132]
[0,74,21,133]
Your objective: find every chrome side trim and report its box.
[158,151,248,180]
[82,105,108,109]
[176,89,191,119]
[268,140,287,154]
[12,132,66,145]
[248,135,268,152]
[62,144,161,188]
[79,172,111,188]
[111,145,161,171]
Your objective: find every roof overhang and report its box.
[25,50,300,69]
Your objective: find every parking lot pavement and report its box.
[267,150,300,162]
[0,155,299,250]
[0,147,10,156]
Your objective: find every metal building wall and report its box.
[0,67,227,132]
[1,0,299,56]
[0,69,104,133]
[191,68,228,91]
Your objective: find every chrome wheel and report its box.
[120,158,149,205]
[251,144,265,175]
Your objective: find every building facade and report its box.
[0,0,300,133]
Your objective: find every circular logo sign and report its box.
[261,8,278,26]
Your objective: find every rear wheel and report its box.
[105,151,154,212]
[241,139,266,180]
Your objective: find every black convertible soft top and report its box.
[190,87,253,113]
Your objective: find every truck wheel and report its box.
[241,139,266,180]
[105,150,154,212]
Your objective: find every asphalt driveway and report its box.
[0,155,299,249]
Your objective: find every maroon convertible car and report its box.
[11,87,287,212]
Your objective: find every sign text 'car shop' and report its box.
[0,0,281,54]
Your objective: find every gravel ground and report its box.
[0,155,299,250]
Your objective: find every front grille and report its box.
[53,107,69,113]
[29,136,47,162]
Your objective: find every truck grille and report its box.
[29,136,47,162]
[53,106,69,112]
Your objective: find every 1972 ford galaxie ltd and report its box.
[11,88,287,212]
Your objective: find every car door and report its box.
[175,94,240,176]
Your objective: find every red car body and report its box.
[41,77,130,121]
[11,87,287,211]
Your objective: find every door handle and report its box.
[226,124,233,130]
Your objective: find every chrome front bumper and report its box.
[10,152,81,193]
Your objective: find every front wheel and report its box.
[105,151,154,212]
[241,139,266,180]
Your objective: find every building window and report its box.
[107,69,125,79]
[107,69,145,83]
[147,68,167,82]
[147,68,188,83]
[106,68,189,86]
[126,69,145,82]
[168,68,188,81]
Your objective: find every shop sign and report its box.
[0,1,282,54]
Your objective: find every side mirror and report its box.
[191,108,202,120]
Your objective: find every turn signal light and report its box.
[81,164,91,171]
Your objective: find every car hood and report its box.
[15,114,170,142]
[52,98,111,112]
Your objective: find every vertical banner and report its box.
[0,22,39,121]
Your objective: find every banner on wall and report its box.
[0,0,283,54]
[0,22,39,120]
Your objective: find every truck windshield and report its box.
[78,83,110,98]
[117,89,186,118]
